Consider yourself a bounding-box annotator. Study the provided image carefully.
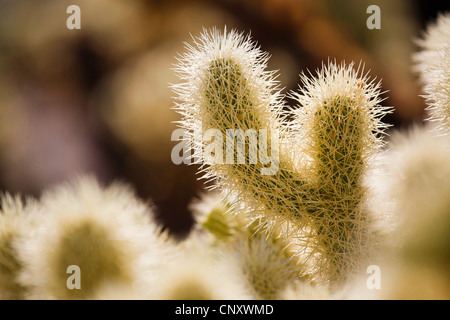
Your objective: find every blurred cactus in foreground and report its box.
[151,239,251,300]
[0,194,33,299]
[14,177,171,300]
[347,13,450,299]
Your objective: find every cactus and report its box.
[414,13,450,132]
[151,239,251,300]
[173,28,391,286]
[0,194,33,300]
[379,126,450,299]
[228,225,304,300]
[16,176,169,300]
[190,192,305,299]
[3,14,449,300]
[289,62,391,284]
[369,13,450,299]
[190,192,247,241]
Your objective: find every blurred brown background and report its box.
[0,0,448,238]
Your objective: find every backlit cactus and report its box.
[173,28,391,286]
[152,239,251,300]
[289,62,391,285]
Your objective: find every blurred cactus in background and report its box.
[151,239,251,300]
[372,14,450,299]
[0,194,33,300]
[379,127,450,299]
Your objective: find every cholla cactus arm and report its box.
[173,27,310,228]
[173,28,289,178]
[173,28,390,285]
[290,62,391,283]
